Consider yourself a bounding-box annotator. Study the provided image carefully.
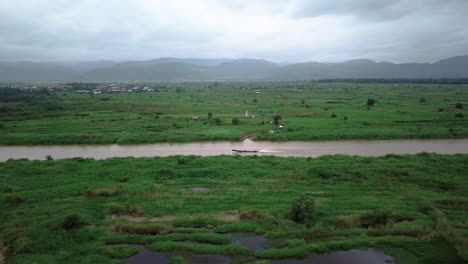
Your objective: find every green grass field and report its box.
[1,82,467,144]
[1,154,467,263]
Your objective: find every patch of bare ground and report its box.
[216,209,263,221]
[109,215,176,222]
[260,178,280,182]
[217,211,240,221]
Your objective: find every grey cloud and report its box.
[0,0,467,63]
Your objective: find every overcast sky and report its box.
[1,0,467,63]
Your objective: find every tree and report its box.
[232,118,240,125]
[290,196,316,224]
[208,112,213,118]
[272,114,281,125]
[367,99,376,106]
[455,103,463,109]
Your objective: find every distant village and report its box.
[75,84,154,94]
[4,82,162,94]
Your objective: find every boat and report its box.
[232,149,259,153]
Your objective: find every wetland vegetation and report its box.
[0,81,467,145]
[1,154,467,263]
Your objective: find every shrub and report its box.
[155,168,177,179]
[454,113,464,118]
[366,99,375,106]
[207,112,212,118]
[62,214,82,230]
[343,116,348,120]
[301,99,305,104]
[272,114,281,125]
[419,97,426,103]
[0,124,4,129]
[232,118,240,125]
[437,108,444,112]
[289,196,316,224]
[45,155,53,160]
[214,118,222,125]
[455,103,463,109]
[331,113,337,118]
[307,167,338,179]
[253,99,258,103]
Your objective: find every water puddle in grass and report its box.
[120,230,395,264]
[225,232,284,252]
[121,244,231,264]
[270,249,395,264]
[121,244,394,264]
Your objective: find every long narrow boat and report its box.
[232,149,259,153]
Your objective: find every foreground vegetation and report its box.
[0,81,467,144]
[1,154,467,263]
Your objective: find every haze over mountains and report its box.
[1,55,468,82]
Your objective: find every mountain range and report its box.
[1,56,467,82]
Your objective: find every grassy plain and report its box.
[1,154,467,263]
[0,82,467,145]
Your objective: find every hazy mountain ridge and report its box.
[1,56,467,81]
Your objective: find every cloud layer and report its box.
[1,0,467,63]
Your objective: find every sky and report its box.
[1,0,467,63]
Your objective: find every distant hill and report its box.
[1,55,467,81]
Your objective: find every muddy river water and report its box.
[1,138,467,161]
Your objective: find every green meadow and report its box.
[1,154,467,263]
[0,82,467,145]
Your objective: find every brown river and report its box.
[1,138,468,161]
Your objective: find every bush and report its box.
[62,214,82,230]
[45,155,53,160]
[214,118,222,125]
[455,103,463,109]
[273,114,281,125]
[366,99,375,106]
[307,167,338,179]
[331,113,337,118]
[289,196,316,224]
[253,99,258,103]
[419,97,426,103]
[343,116,348,120]
[232,118,240,125]
[454,113,464,118]
[208,112,212,118]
